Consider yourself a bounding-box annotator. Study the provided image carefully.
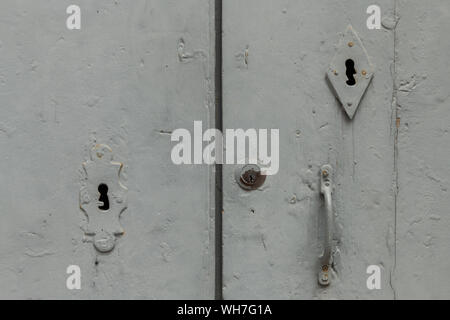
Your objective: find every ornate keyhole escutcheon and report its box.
[80,144,128,253]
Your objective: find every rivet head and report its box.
[348,41,354,47]
[362,70,367,76]
[94,231,116,253]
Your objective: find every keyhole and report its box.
[345,59,357,86]
[98,184,110,211]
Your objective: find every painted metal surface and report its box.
[222,0,450,300]
[0,0,449,300]
[223,0,396,299]
[395,0,450,299]
[0,0,215,299]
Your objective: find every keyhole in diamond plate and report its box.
[345,59,357,86]
[98,184,110,211]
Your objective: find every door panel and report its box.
[396,0,450,299]
[223,0,396,299]
[0,0,215,299]
[1,0,449,301]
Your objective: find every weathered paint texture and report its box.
[223,0,449,300]
[395,0,450,299]
[0,0,215,299]
[0,0,449,300]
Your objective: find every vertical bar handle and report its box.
[319,165,333,286]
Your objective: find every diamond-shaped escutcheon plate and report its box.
[327,25,374,119]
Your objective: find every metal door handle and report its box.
[319,165,333,286]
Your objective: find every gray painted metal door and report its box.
[0,0,450,300]
[223,0,450,299]
[0,0,215,299]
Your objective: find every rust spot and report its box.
[396,118,400,128]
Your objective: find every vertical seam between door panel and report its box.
[214,0,223,301]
